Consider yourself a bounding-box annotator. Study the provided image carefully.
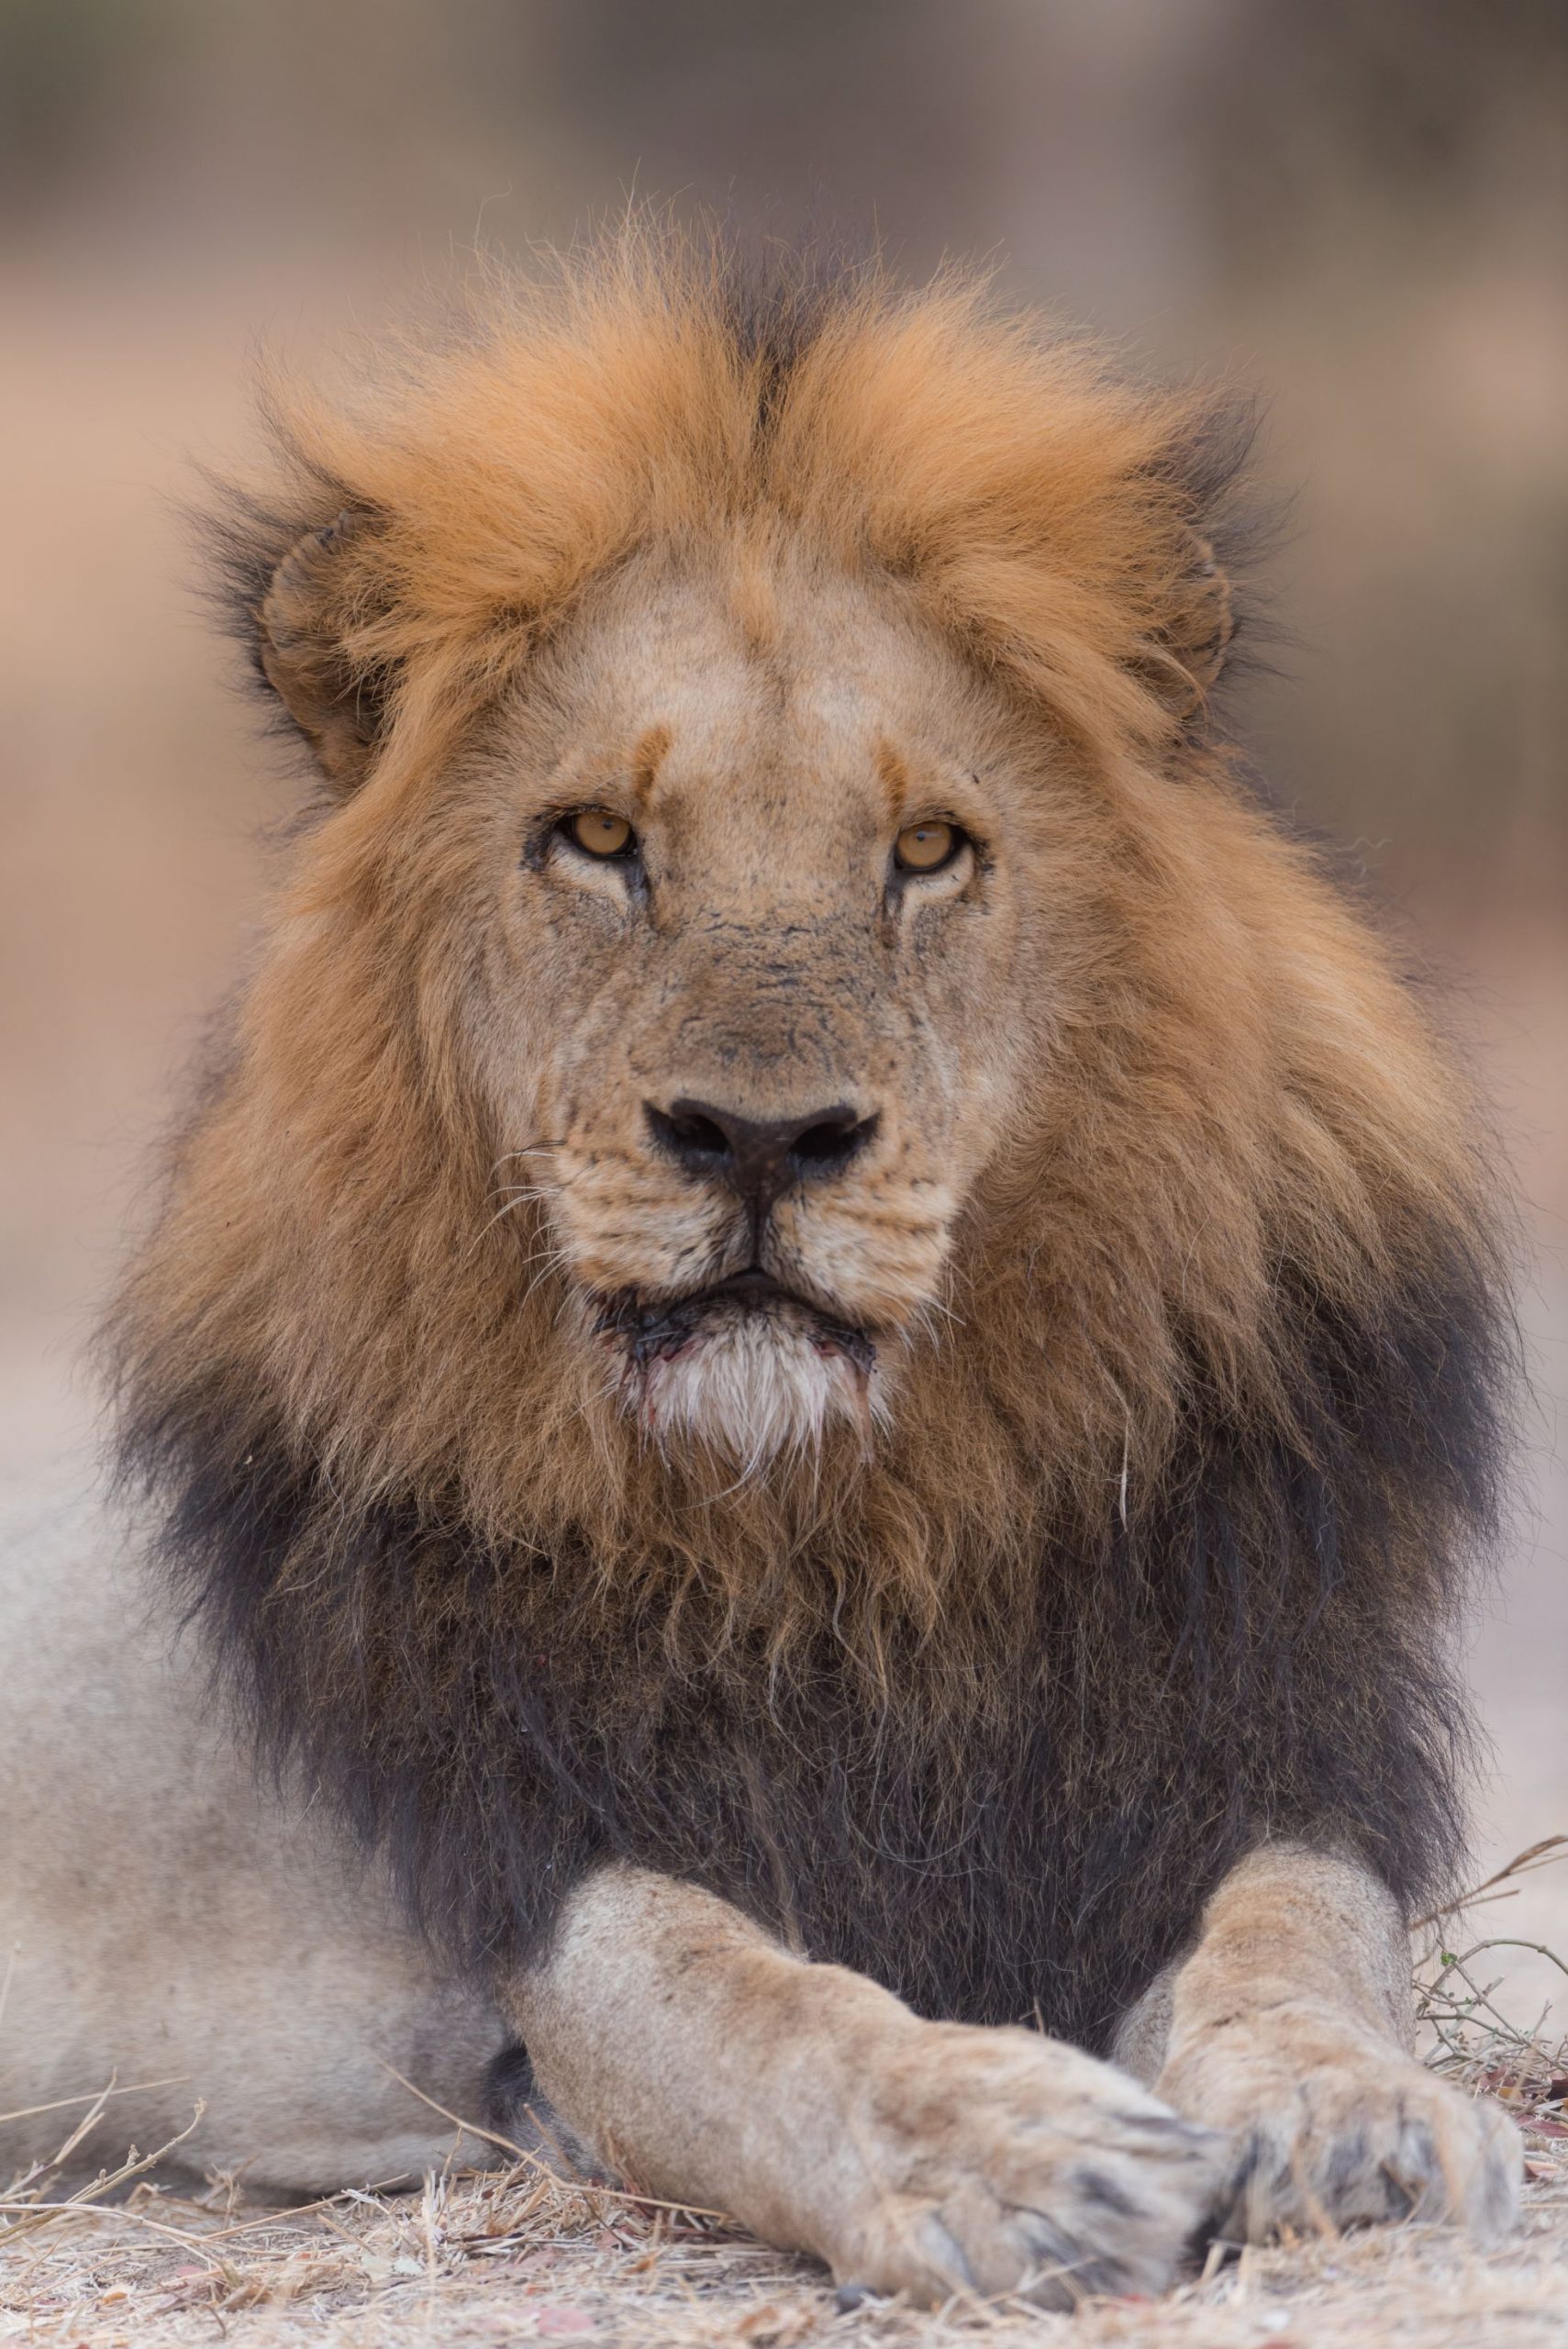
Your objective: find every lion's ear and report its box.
[1166,532,1234,693]
[254,510,392,792]
[1139,530,1235,720]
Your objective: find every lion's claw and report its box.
[1158,2002,1522,2246]
[825,2021,1229,2308]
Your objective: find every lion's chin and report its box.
[596,1286,883,1464]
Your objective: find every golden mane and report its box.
[108,228,1513,2042]
[216,228,1240,775]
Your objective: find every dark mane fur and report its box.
[121,1234,1506,2051]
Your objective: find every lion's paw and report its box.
[827,2021,1229,2309]
[1156,2001,1521,2246]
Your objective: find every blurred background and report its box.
[1,1,1563,1978]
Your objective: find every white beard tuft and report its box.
[607,1301,883,1468]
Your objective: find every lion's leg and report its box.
[1116,1843,1520,2243]
[510,1865,1226,2308]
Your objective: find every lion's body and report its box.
[6,230,1520,2288]
[0,1472,510,2188]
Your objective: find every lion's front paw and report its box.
[1157,2001,1521,2246]
[827,2021,1229,2310]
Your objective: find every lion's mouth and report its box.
[592,1271,886,1454]
[595,1271,877,1378]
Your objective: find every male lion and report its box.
[0,232,1522,2305]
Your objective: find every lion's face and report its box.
[465,551,1048,1461]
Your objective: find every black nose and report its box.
[645,1097,878,1213]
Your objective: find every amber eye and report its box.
[894,818,962,874]
[565,808,635,860]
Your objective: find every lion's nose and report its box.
[644,1097,878,1214]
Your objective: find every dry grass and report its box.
[4,2133,1566,2349]
[6,1850,1567,2349]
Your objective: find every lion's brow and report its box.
[628,723,673,811]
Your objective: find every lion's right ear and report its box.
[1133,529,1236,723]
[251,510,392,792]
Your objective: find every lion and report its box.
[0,228,1522,2306]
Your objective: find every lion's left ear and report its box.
[1139,530,1235,719]
[254,509,393,792]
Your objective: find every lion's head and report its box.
[110,231,1510,2022]
[146,237,1265,1491]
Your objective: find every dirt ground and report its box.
[5,2188,1568,2349]
[4,1882,1567,2349]
[4,2080,1567,2349]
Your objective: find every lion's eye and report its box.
[564,808,636,860]
[894,818,962,874]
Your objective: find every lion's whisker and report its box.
[490,1139,567,1174]
[471,1193,547,1250]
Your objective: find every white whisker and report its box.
[489,1139,567,1174]
[470,1190,548,1250]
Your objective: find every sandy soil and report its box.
[4,2082,1567,2349]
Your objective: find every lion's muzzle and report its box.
[583,1097,890,1460]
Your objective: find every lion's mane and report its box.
[108,229,1514,2050]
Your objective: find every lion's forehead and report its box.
[516,556,1009,847]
